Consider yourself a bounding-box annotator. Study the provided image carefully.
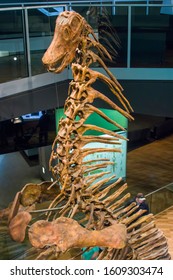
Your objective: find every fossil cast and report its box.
[2,11,170,260]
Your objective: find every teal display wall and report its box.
[55,108,128,181]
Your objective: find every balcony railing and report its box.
[146,182,173,215]
[0,1,173,83]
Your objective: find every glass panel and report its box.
[28,7,62,76]
[0,10,28,83]
[0,109,56,155]
[0,2,173,83]
[147,186,173,215]
[72,4,128,67]
[131,5,173,68]
[111,6,128,67]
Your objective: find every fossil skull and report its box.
[42,11,92,73]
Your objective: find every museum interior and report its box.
[0,0,173,260]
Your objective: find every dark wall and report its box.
[0,81,68,121]
[121,80,173,118]
[94,79,173,118]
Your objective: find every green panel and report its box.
[55,108,65,133]
[83,131,127,182]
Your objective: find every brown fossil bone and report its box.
[42,11,97,73]
[41,10,170,260]
[21,181,60,207]
[85,6,121,63]
[9,211,32,242]
[28,217,126,252]
[6,181,60,224]
[8,191,22,223]
[71,64,133,114]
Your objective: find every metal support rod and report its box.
[112,0,116,15]
[127,5,131,68]
[24,8,32,77]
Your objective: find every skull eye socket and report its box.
[71,17,80,31]
[63,27,70,41]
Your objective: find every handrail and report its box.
[0,1,172,10]
[145,182,173,197]
[0,1,162,6]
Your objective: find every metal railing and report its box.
[0,1,173,83]
[146,182,173,215]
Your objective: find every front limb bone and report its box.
[28,217,127,252]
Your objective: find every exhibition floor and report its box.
[155,206,173,259]
[126,133,173,197]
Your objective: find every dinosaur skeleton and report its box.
[86,6,121,64]
[4,11,170,260]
